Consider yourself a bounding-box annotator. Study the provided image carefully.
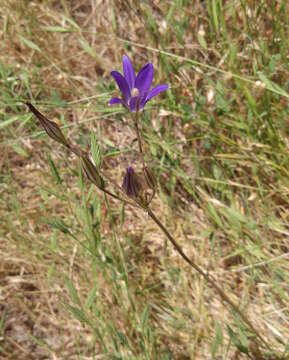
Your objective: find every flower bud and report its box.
[122,166,142,198]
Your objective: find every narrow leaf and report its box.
[65,277,81,306]
[43,26,71,33]
[47,155,62,184]
[67,305,87,323]
[79,39,97,58]
[227,325,248,354]
[19,36,41,52]
[258,72,289,98]
[84,285,97,310]
[90,132,102,169]
[0,115,20,129]
[211,321,223,357]
[43,217,70,234]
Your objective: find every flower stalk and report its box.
[107,55,272,353]
[133,111,146,169]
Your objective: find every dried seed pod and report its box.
[26,102,70,148]
[143,166,157,190]
[81,155,104,189]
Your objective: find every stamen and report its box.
[132,88,139,97]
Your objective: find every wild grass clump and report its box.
[0,1,289,359]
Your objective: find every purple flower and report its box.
[109,55,168,112]
[122,166,142,198]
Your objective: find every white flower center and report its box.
[132,87,139,97]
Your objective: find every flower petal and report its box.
[139,94,148,110]
[135,63,153,97]
[145,84,169,102]
[122,55,136,91]
[129,96,140,112]
[108,97,123,105]
[110,71,131,102]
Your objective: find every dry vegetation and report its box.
[0,0,289,359]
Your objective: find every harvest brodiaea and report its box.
[109,55,168,112]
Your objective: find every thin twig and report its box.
[133,111,146,169]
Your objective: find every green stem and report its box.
[133,111,146,169]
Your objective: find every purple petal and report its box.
[139,93,148,110]
[135,63,153,98]
[145,84,169,102]
[110,71,131,102]
[122,55,136,91]
[108,97,123,105]
[129,96,140,112]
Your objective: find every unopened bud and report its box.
[122,166,142,198]
[26,102,69,148]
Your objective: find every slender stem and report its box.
[147,207,271,352]
[132,109,271,351]
[28,101,274,355]
[100,188,123,202]
[133,111,146,169]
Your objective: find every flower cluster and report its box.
[109,55,168,112]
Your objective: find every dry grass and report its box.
[0,0,289,359]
